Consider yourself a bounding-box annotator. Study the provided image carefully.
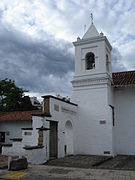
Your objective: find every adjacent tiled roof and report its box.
[112,71,135,87]
[0,110,42,122]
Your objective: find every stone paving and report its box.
[46,155,135,170]
[1,165,135,179]
[45,155,111,168]
[96,155,135,170]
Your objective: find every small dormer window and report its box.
[85,52,95,70]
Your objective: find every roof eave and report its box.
[113,84,135,88]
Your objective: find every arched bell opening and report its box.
[85,52,95,70]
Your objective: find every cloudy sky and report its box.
[0,0,135,99]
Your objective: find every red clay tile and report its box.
[113,71,135,86]
[0,110,42,122]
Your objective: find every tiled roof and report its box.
[0,110,42,122]
[112,71,135,87]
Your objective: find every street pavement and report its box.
[1,155,135,179]
[1,165,135,180]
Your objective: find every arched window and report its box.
[65,120,73,155]
[85,52,95,70]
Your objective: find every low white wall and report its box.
[25,147,47,164]
[2,127,49,164]
[2,141,25,156]
[0,121,32,143]
[2,98,78,162]
[22,124,50,164]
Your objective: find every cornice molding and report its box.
[72,76,112,88]
[73,72,112,79]
[73,36,112,50]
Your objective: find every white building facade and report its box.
[2,96,78,164]
[72,22,135,156]
[2,21,135,164]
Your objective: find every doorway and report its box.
[0,132,5,143]
[49,121,58,159]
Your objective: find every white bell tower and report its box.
[73,21,112,84]
[72,16,115,156]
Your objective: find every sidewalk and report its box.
[1,165,135,180]
[1,155,135,179]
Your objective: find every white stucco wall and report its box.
[2,117,50,164]
[21,100,77,163]
[72,84,114,156]
[22,127,49,164]
[28,98,77,161]
[0,121,32,144]
[25,147,47,164]
[114,87,135,155]
[22,130,34,146]
[2,141,25,156]
[49,97,78,158]
[32,116,50,161]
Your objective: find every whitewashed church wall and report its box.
[72,85,114,156]
[114,87,135,155]
[0,121,31,144]
[107,85,116,155]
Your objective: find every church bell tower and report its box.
[72,18,112,88]
[72,16,115,156]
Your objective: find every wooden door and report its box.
[49,121,58,159]
[38,130,43,146]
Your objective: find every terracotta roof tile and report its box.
[112,71,135,86]
[0,110,42,122]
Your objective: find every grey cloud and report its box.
[0,22,129,97]
[122,51,135,70]
[111,47,126,72]
[0,23,74,94]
